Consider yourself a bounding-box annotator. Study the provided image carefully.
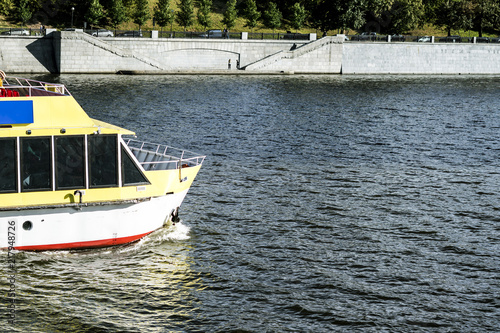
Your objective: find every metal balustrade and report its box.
[125,138,205,171]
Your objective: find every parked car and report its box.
[200,29,223,38]
[117,30,142,37]
[352,32,377,41]
[1,28,29,36]
[417,36,431,42]
[282,32,309,40]
[475,37,490,43]
[439,35,461,43]
[389,34,405,42]
[91,29,113,37]
[492,36,500,43]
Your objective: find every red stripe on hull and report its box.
[13,231,153,251]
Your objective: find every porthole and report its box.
[23,221,33,231]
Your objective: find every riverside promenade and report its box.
[1,31,500,74]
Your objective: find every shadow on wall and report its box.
[25,35,58,73]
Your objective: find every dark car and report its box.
[117,30,142,37]
[474,37,489,43]
[490,36,500,43]
[439,35,461,43]
[389,34,405,42]
[282,32,309,40]
[352,32,377,41]
[200,29,223,38]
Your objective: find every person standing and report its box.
[0,70,5,87]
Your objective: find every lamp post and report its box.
[71,7,74,28]
[170,10,174,34]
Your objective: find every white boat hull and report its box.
[0,190,188,251]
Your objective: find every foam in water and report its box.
[162,221,191,241]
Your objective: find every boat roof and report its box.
[0,74,134,136]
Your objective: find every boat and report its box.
[0,71,205,251]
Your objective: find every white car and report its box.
[418,36,431,43]
[1,28,29,36]
[91,29,113,37]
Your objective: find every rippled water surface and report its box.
[2,74,500,332]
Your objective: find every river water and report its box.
[2,74,499,332]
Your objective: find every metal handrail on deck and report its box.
[3,76,71,96]
[125,138,205,170]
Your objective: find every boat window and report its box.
[121,146,149,186]
[0,138,17,193]
[55,136,85,189]
[88,135,118,187]
[21,137,52,191]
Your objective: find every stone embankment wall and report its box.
[0,36,57,73]
[342,43,500,74]
[0,31,499,74]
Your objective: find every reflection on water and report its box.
[2,74,500,332]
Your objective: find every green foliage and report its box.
[386,0,425,34]
[176,0,194,30]
[222,0,237,29]
[1,0,499,36]
[15,0,33,25]
[86,0,106,27]
[262,2,281,32]
[309,0,366,33]
[0,0,13,16]
[435,0,473,36]
[109,0,128,28]
[154,0,174,28]
[197,0,212,29]
[133,0,150,28]
[290,2,306,31]
[471,0,500,36]
[366,0,394,15]
[242,0,260,31]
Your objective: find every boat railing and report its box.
[3,76,71,97]
[125,138,205,171]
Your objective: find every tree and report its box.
[133,0,150,30]
[385,0,425,34]
[197,0,212,30]
[242,0,260,32]
[309,0,366,35]
[176,0,194,31]
[470,0,500,36]
[86,0,105,28]
[290,2,306,32]
[435,0,473,36]
[14,0,33,25]
[262,2,282,32]
[222,0,237,30]
[154,0,174,31]
[109,0,128,29]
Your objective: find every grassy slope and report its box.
[1,0,498,38]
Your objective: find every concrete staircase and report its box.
[77,32,167,70]
[55,31,168,72]
[243,36,344,73]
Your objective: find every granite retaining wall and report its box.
[0,32,499,75]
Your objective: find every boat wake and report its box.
[162,221,191,241]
